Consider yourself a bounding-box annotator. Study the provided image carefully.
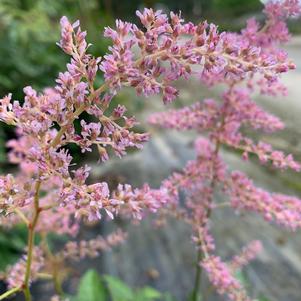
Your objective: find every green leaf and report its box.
[0,225,27,270]
[103,275,134,301]
[76,270,108,301]
[134,287,161,301]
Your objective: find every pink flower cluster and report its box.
[1,230,127,291]
[4,247,44,289]
[230,241,263,270]
[100,7,295,102]
[0,13,174,229]
[0,0,300,300]
[201,241,262,301]
[149,0,301,300]
[61,229,127,261]
[202,256,251,301]
[229,171,301,230]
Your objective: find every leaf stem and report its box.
[0,287,20,300]
[14,208,29,226]
[191,249,203,301]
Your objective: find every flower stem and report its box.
[191,248,203,301]
[50,82,107,149]
[0,287,20,300]
[14,208,29,226]
[191,138,222,301]
[53,274,64,296]
[50,105,85,148]
[41,234,64,296]
[23,179,41,301]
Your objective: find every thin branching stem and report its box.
[0,287,20,300]
[23,179,41,301]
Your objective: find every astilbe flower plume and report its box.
[149,1,301,300]
[200,241,262,301]
[0,1,300,300]
[1,247,44,290]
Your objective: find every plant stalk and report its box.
[191,248,203,301]
[191,139,221,301]
[23,179,41,301]
[0,287,20,300]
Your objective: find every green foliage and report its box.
[0,0,111,99]
[0,0,66,98]
[76,270,108,301]
[103,275,134,301]
[72,269,175,301]
[212,0,262,17]
[0,225,27,270]
[134,287,162,301]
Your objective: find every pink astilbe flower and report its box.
[5,247,44,289]
[0,1,300,299]
[0,12,183,296]
[100,8,295,99]
[221,88,285,133]
[61,229,127,261]
[36,205,79,237]
[223,137,301,171]
[230,240,263,270]
[149,1,301,299]
[0,14,171,228]
[0,174,35,212]
[148,99,219,131]
[200,241,262,301]
[112,183,170,219]
[202,256,252,301]
[264,0,301,19]
[229,171,301,231]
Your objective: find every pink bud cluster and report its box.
[149,1,301,300]
[61,229,127,261]
[193,229,262,301]
[99,6,297,102]
[4,247,44,289]
[202,256,251,301]
[230,241,263,270]
[229,171,301,230]
[148,99,219,131]
[201,241,262,301]
[264,0,301,20]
